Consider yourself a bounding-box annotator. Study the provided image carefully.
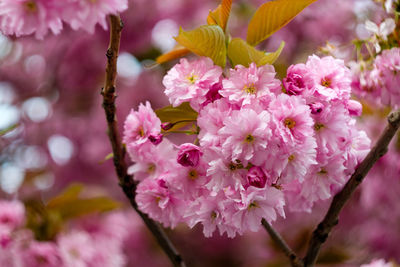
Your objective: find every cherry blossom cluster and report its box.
[0,0,128,39]
[351,47,400,108]
[123,56,370,238]
[0,200,135,267]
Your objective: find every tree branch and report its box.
[101,14,186,267]
[303,109,400,267]
[262,219,303,267]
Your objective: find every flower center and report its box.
[147,163,156,174]
[248,201,259,210]
[243,83,257,94]
[314,123,325,131]
[318,168,328,175]
[186,74,198,84]
[288,154,295,162]
[137,126,145,137]
[210,211,217,220]
[24,1,37,12]
[244,134,255,143]
[284,118,296,129]
[188,169,198,180]
[321,77,331,87]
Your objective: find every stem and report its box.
[101,14,186,267]
[303,109,400,267]
[262,219,303,267]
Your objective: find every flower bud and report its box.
[347,100,362,116]
[309,102,324,114]
[247,166,268,188]
[177,143,202,167]
[148,134,163,145]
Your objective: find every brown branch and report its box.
[303,109,400,267]
[101,14,186,267]
[262,219,303,267]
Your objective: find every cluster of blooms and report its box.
[351,47,400,108]
[0,0,128,39]
[0,200,133,267]
[123,55,370,238]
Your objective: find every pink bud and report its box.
[148,134,163,145]
[247,166,268,188]
[309,102,324,114]
[347,100,362,116]
[161,122,173,131]
[177,143,202,167]
[202,82,223,106]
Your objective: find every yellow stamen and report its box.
[284,118,296,129]
[188,169,198,180]
[244,134,255,143]
[24,1,37,12]
[314,123,324,131]
[243,83,257,94]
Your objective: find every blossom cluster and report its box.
[123,55,370,238]
[351,47,400,108]
[0,0,128,39]
[0,200,132,267]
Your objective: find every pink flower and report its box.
[246,166,270,188]
[375,47,400,107]
[0,0,62,39]
[280,137,317,184]
[283,63,315,97]
[127,140,176,181]
[136,176,185,228]
[346,99,362,116]
[0,200,25,231]
[201,81,223,107]
[162,57,222,110]
[230,187,285,233]
[177,143,202,167]
[197,98,233,149]
[61,0,128,34]
[58,231,96,267]
[221,63,281,106]
[361,259,394,267]
[312,102,351,155]
[219,108,272,163]
[269,94,315,146]
[123,101,162,160]
[21,241,61,267]
[306,55,352,102]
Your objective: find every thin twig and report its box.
[303,109,400,267]
[262,219,303,267]
[101,14,186,267]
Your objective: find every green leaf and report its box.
[46,184,120,220]
[207,0,233,32]
[156,46,191,64]
[54,197,120,219]
[174,25,227,67]
[247,0,317,46]
[257,41,285,65]
[155,102,198,124]
[228,38,285,67]
[47,184,83,209]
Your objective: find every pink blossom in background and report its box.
[0,0,63,39]
[0,200,25,231]
[21,241,62,267]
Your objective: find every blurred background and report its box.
[0,0,399,266]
